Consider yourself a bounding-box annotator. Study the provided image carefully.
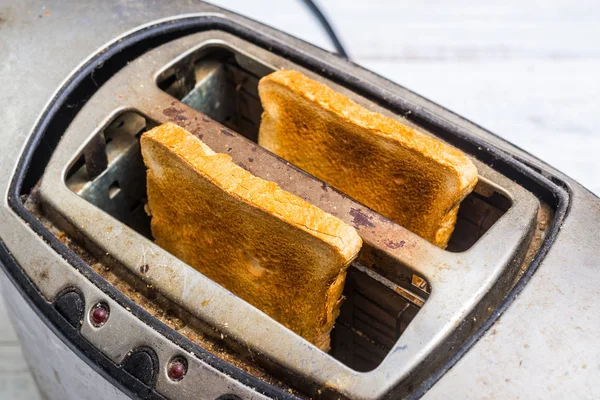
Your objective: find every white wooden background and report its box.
[1,1,599,398]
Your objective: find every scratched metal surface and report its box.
[0,0,598,399]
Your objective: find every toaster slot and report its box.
[65,110,427,371]
[67,112,156,238]
[157,44,511,252]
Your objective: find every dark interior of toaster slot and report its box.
[157,44,512,252]
[65,110,427,372]
[158,46,268,143]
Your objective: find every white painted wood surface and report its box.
[0,295,41,399]
[1,1,598,398]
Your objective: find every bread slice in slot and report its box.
[141,122,362,350]
[258,70,478,248]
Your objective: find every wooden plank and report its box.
[1,280,41,399]
[0,346,42,400]
[0,287,19,345]
[319,0,600,60]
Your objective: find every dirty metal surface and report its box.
[35,31,540,399]
[64,109,427,372]
[24,196,304,396]
[0,2,594,400]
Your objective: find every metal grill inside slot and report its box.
[66,110,425,372]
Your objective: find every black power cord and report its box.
[299,0,349,59]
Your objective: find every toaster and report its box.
[0,1,597,399]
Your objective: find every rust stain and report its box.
[384,239,405,249]
[349,208,375,229]
[201,299,212,307]
[163,106,187,122]
[38,268,49,281]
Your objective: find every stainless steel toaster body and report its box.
[0,1,597,399]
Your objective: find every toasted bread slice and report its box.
[141,123,362,350]
[258,70,478,247]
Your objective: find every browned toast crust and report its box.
[141,123,362,349]
[258,70,478,247]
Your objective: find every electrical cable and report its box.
[299,0,349,59]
